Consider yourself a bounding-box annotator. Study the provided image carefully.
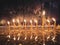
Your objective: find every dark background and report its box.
[0,0,60,24]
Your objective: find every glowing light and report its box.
[0,10,57,45]
[0,19,6,24]
[24,19,26,23]
[30,20,32,23]
[34,19,38,23]
[35,36,38,41]
[47,19,50,23]
[52,18,56,21]
[19,43,22,45]
[7,21,10,25]
[13,37,16,40]
[30,35,33,39]
[16,19,20,23]
[24,36,27,40]
[52,36,55,42]
[7,35,10,38]
[12,19,15,23]
[17,37,20,40]
[43,43,45,45]
[42,10,45,15]
[47,36,50,40]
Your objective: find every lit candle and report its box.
[24,36,27,40]
[24,19,26,29]
[52,18,56,37]
[52,18,56,28]
[42,10,46,30]
[47,19,50,31]
[7,21,10,31]
[42,10,45,16]
[16,19,21,28]
[16,19,20,24]
[34,19,38,29]
[12,19,15,26]
[30,20,33,30]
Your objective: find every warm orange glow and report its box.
[42,10,45,15]
[52,18,56,21]
[47,19,50,23]
[30,20,32,23]
[17,37,20,40]
[0,19,6,24]
[12,19,15,23]
[0,9,58,45]
[17,33,20,36]
[34,19,38,23]
[52,36,55,42]
[19,43,22,45]
[24,36,27,40]
[35,36,38,41]
[7,35,10,38]
[13,37,16,40]
[24,19,26,23]
[43,43,45,45]
[7,21,10,25]
[30,35,33,39]
[47,36,50,40]
[16,19,20,23]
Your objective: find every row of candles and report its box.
[7,10,56,28]
[6,18,56,45]
[6,10,56,45]
[7,17,56,30]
